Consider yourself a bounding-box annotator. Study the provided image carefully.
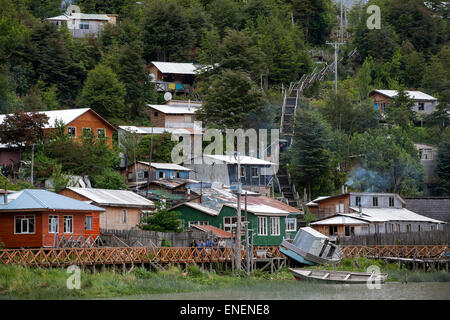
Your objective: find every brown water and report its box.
[124,281,450,300]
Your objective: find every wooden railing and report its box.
[0,246,283,267]
[342,245,449,259]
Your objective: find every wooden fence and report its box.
[341,245,448,259]
[338,230,450,246]
[0,246,283,267]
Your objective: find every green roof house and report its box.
[169,193,302,246]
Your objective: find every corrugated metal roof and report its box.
[70,13,110,20]
[118,126,196,135]
[65,187,154,208]
[311,216,369,225]
[301,227,328,239]
[0,108,91,129]
[203,154,275,165]
[151,62,201,75]
[137,161,192,171]
[193,225,233,238]
[371,90,437,101]
[147,104,198,114]
[0,189,104,212]
[347,207,445,223]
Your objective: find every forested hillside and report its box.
[0,0,449,197]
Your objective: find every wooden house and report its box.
[0,108,116,172]
[369,89,438,125]
[415,143,439,196]
[59,187,155,231]
[45,5,117,39]
[147,62,203,94]
[169,193,302,246]
[120,161,192,189]
[148,104,199,128]
[0,189,104,248]
[184,155,276,197]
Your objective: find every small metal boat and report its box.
[280,227,343,265]
[289,268,388,284]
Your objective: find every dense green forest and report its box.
[0,0,449,197]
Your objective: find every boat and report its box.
[280,227,343,265]
[289,268,388,284]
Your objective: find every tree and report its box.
[141,1,194,62]
[109,41,156,119]
[206,0,243,38]
[136,133,177,163]
[0,111,49,148]
[288,0,335,45]
[78,64,126,120]
[348,127,425,196]
[289,108,332,200]
[436,134,450,195]
[384,88,416,129]
[196,70,266,129]
[140,202,183,232]
[49,163,71,193]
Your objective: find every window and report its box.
[270,217,280,236]
[85,216,93,231]
[15,216,35,234]
[406,224,412,232]
[137,171,145,180]
[158,171,165,179]
[49,215,59,233]
[251,167,259,178]
[329,226,338,236]
[418,102,424,111]
[240,166,245,179]
[372,196,378,207]
[421,148,433,160]
[389,197,394,207]
[82,127,92,137]
[188,221,209,228]
[176,171,180,178]
[122,210,127,224]
[355,196,361,206]
[63,216,73,233]
[67,127,76,138]
[285,218,297,232]
[154,112,158,117]
[397,224,401,232]
[344,226,354,237]
[258,216,267,236]
[79,23,89,29]
[224,216,245,232]
[97,128,105,138]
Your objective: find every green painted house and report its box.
[169,196,302,246]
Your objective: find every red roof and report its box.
[192,225,233,238]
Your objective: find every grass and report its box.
[309,257,450,283]
[0,264,294,299]
[0,259,448,299]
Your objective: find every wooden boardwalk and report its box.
[0,245,447,272]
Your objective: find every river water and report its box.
[126,281,450,300]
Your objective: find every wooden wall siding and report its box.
[99,207,142,230]
[64,109,115,147]
[309,194,350,220]
[173,205,295,246]
[0,212,43,248]
[405,198,450,230]
[370,93,391,114]
[59,189,140,231]
[41,211,100,247]
[149,107,166,127]
[339,230,450,246]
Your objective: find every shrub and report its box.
[187,265,203,278]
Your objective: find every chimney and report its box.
[358,204,362,217]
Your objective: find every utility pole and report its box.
[340,0,344,42]
[244,191,250,275]
[30,144,34,185]
[326,41,345,93]
[146,128,153,198]
[235,152,242,271]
